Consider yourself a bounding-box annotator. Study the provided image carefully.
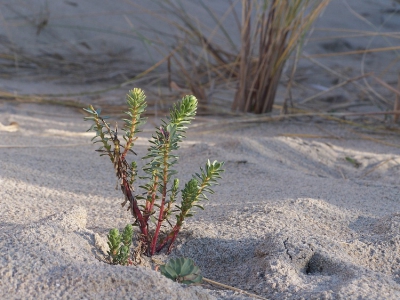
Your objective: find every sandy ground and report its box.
[1,0,400,299]
[1,103,400,299]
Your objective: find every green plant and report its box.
[107,224,134,265]
[160,257,203,285]
[84,88,224,256]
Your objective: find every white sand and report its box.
[1,0,400,299]
[1,103,400,299]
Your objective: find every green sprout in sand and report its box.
[84,88,224,258]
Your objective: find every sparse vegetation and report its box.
[84,88,224,258]
[147,0,330,113]
[232,0,330,113]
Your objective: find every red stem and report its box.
[157,179,210,253]
[156,211,186,253]
[143,178,158,224]
[156,225,180,253]
[121,113,138,160]
[150,145,169,255]
[150,194,166,256]
[122,179,147,238]
[166,230,179,253]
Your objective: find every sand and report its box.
[1,0,400,299]
[0,103,400,299]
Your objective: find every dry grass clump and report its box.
[142,0,329,114]
[233,0,330,113]
[3,0,400,124]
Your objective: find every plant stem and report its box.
[150,194,166,255]
[121,177,147,238]
[121,113,138,161]
[157,222,180,254]
[144,174,158,223]
[150,143,169,256]
[157,176,210,253]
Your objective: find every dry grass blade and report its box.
[308,45,400,58]
[232,0,252,112]
[396,74,400,123]
[188,107,400,137]
[0,143,89,149]
[203,277,268,300]
[371,75,400,107]
[371,74,400,123]
[360,158,393,179]
[138,0,240,106]
[0,90,85,108]
[0,51,172,110]
[300,73,372,104]
[348,129,400,148]
[138,1,329,114]
[278,133,337,139]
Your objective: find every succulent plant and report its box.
[121,223,134,248]
[107,224,133,265]
[160,257,203,285]
[85,89,224,256]
[107,228,122,264]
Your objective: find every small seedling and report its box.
[160,257,202,284]
[84,88,224,257]
[107,224,134,265]
[345,156,361,168]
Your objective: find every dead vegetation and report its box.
[1,0,400,127]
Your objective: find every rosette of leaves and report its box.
[160,257,203,284]
[107,224,134,265]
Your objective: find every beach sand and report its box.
[1,0,400,299]
[1,103,400,299]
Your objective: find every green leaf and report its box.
[164,265,179,278]
[121,224,134,247]
[180,258,193,275]
[159,265,175,280]
[107,228,122,264]
[83,107,95,114]
[83,116,96,121]
[160,258,202,284]
[118,245,130,265]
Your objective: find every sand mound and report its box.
[0,206,214,300]
[175,199,400,299]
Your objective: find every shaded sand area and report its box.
[1,103,400,299]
